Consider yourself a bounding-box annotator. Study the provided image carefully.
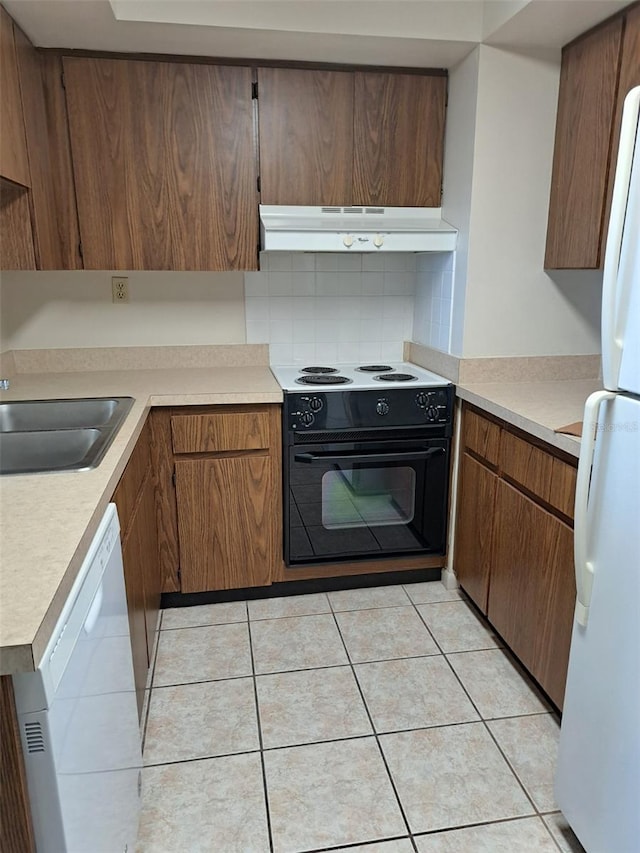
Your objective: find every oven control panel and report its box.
[285,386,454,432]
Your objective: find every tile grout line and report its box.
[327,605,420,853]
[246,602,276,853]
[410,596,550,822]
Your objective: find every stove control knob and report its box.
[416,392,429,409]
[309,396,323,412]
[300,411,315,427]
[376,399,390,416]
[343,235,354,248]
[426,405,439,422]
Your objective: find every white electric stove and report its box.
[270,362,450,391]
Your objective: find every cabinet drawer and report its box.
[500,429,553,501]
[549,457,577,519]
[171,411,270,454]
[463,407,501,466]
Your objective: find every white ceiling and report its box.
[3,0,632,68]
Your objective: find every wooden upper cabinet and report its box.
[258,67,354,206]
[257,66,446,207]
[352,72,446,207]
[0,6,30,187]
[545,4,640,270]
[63,58,258,270]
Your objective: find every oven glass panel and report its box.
[321,467,416,529]
[286,438,448,564]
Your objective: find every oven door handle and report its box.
[294,447,445,464]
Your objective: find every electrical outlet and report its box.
[112,276,129,303]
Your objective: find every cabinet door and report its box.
[64,58,258,270]
[258,67,354,206]
[121,521,149,719]
[0,7,30,187]
[138,469,161,657]
[352,72,446,207]
[545,18,623,269]
[453,452,497,613]
[488,480,576,708]
[175,455,274,592]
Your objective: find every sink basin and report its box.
[0,398,126,432]
[0,397,134,475]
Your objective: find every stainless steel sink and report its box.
[0,397,134,474]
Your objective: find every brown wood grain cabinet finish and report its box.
[549,457,578,519]
[488,480,576,709]
[258,67,354,205]
[138,469,161,653]
[175,455,274,592]
[120,516,150,718]
[545,17,623,269]
[0,181,36,269]
[462,407,501,467]
[171,411,271,454]
[499,429,554,502]
[453,452,497,614]
[63,57,258,270]
[0,7,30,187]
[352,72,446,207]
[0,676,36,853]
[149,409,181,594]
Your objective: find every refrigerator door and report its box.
[555,394,640,853]
[602,86,640,395]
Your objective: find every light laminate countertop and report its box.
[456,378,601,457]
[0,366,281,675]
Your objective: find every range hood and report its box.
[259,205,457,253]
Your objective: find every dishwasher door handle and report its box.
[294,447,445,465]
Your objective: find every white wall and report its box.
[0,271,246,350]
[444,44,602,358]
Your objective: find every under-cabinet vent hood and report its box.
[259,205,457,253]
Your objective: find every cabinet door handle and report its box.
[574,390,615,627]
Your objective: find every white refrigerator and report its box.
[555,86,640,852]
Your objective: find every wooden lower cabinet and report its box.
[453,452,497,613]
[488,481,576,709]
[175,454,275,593]
[113,421,161,718]
[454,404,578,709]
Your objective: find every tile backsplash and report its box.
[245,252,418,364]
[412,253,455,352]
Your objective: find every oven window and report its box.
[321,466,416,529]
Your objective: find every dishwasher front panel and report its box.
[13,505,142,853]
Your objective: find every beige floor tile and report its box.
[380,724,534,833]
[403,581,463,605]
[143,678,259,765]
[336,606,440,663]
[257,666,371,749]
[414,817,560,852]
[264,737,406,853]
[328,585,411,611]
[136,753,269,852]
[248,592,330,620]
[543,813,587,852]
[153,622,252,686]
[488,713,560,811]
[161,600,247,630]
[355,656,479,732]
[250,613,348,674]
[448,649,550,719]
[416,601,502,652]
[342,842,414,853]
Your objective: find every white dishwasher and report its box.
[13,504,142,853]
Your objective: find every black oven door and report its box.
[285,437,449,565]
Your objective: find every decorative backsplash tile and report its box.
[412,253,455,353]
[245,252,421,365]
